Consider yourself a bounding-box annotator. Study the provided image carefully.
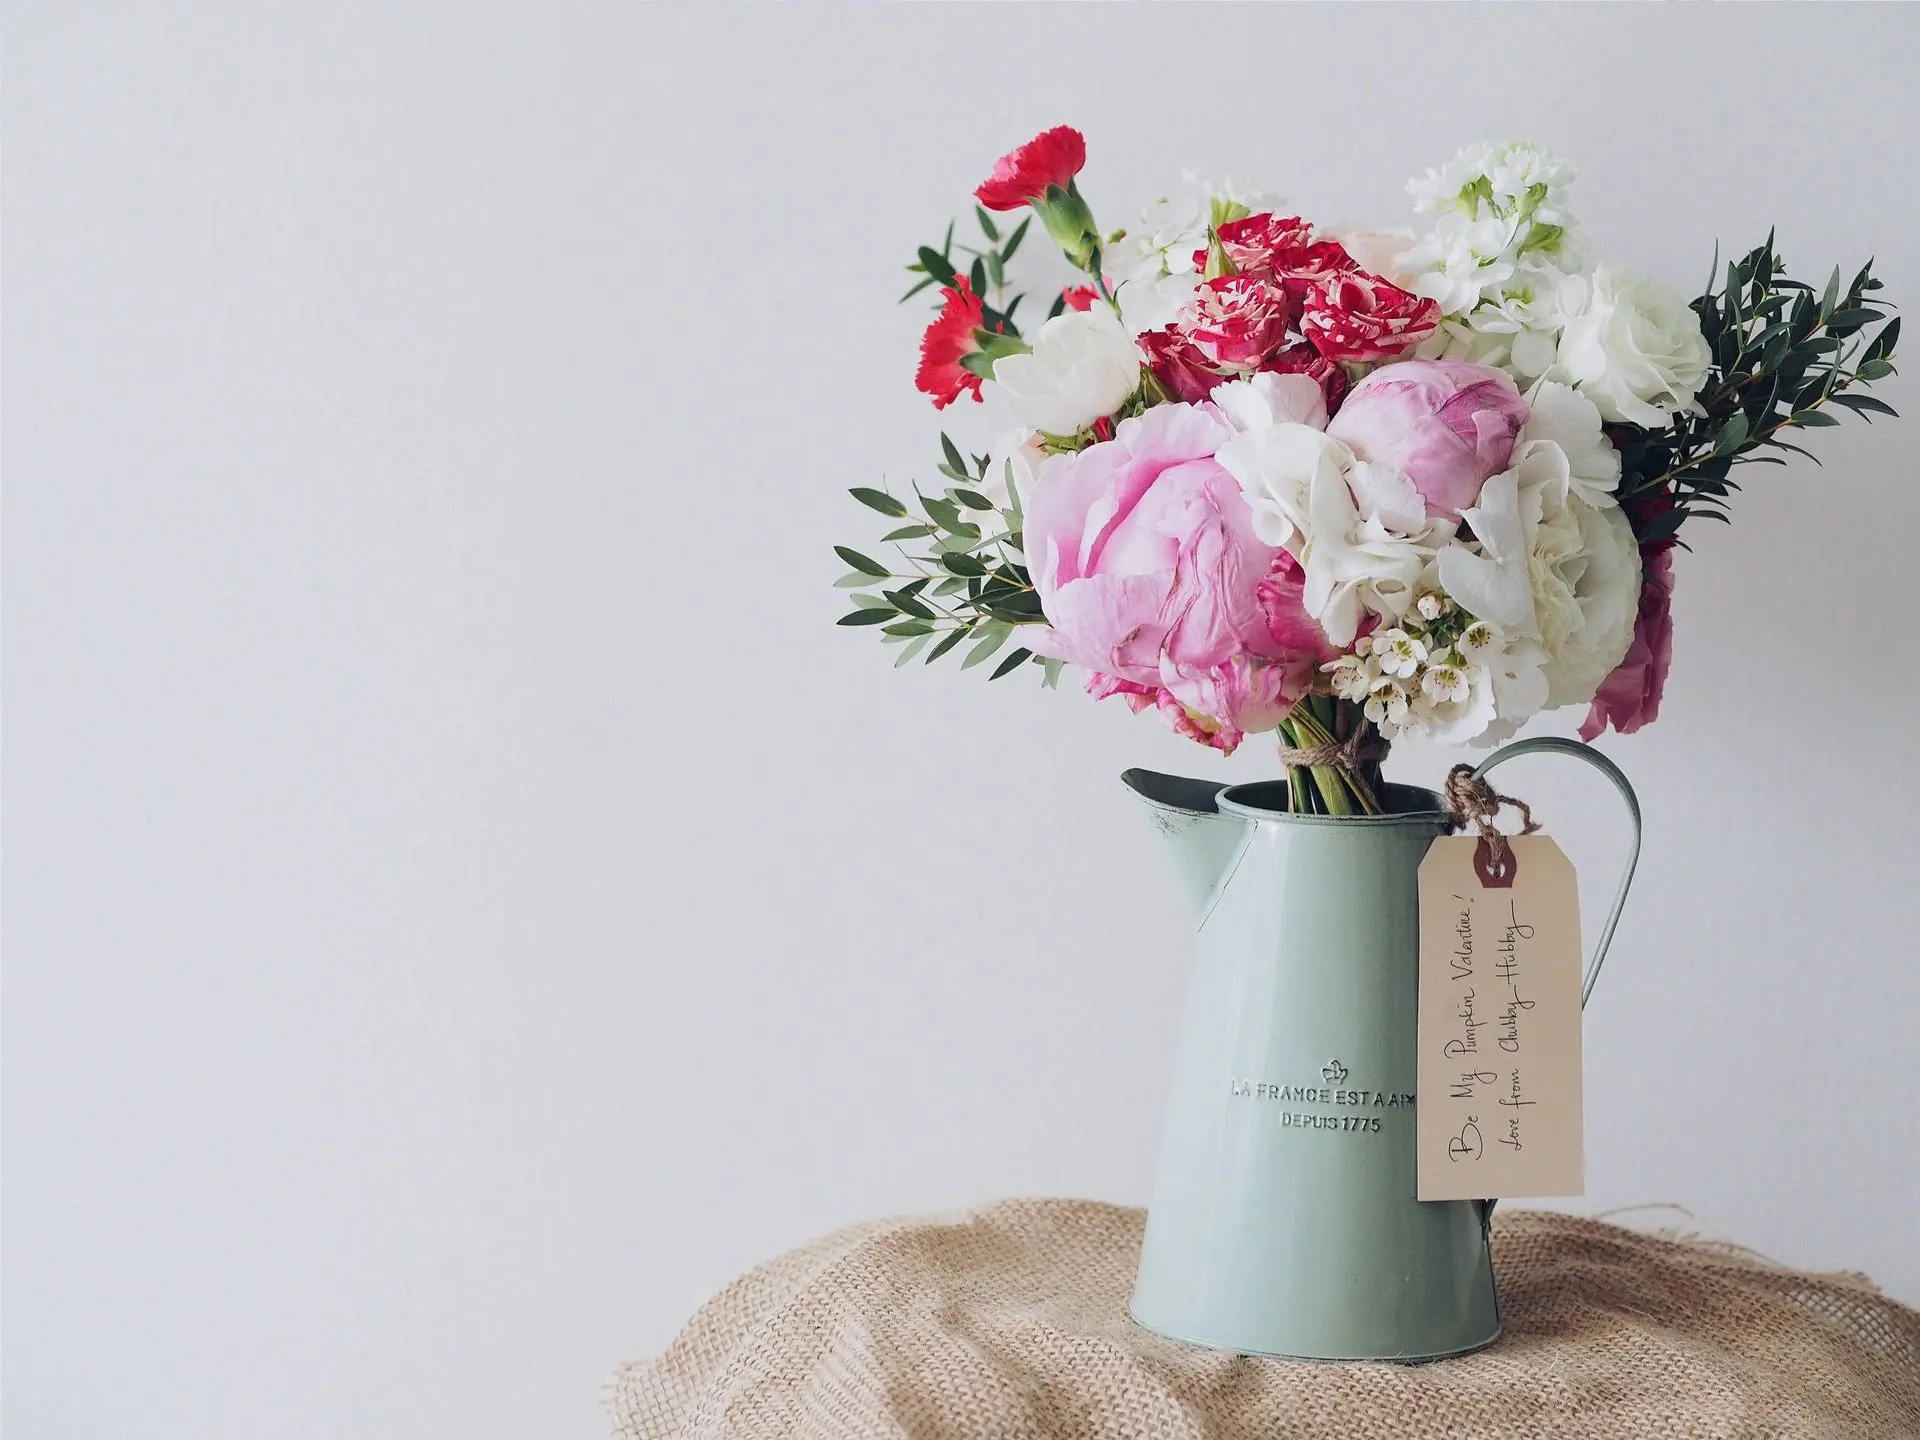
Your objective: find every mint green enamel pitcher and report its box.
[1125,737,1640,1362]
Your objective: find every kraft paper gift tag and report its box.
[1417,834,1585,1201]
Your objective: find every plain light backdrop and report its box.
[8,5,1919,1438]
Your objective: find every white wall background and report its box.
[8,6,1919,1437]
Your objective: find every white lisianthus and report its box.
[1523,484,1642,707]
[991,306,1141,437]
[1552,266,1712,426]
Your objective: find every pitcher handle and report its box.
[1470,736,1642,1009]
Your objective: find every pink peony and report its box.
[1325,359,1529,524]
[1580,544,1674,739]
[1025,403,1313,753]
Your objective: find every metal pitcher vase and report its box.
[1125,737,1641,1362]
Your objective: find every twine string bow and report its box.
[1443,763,1540,875]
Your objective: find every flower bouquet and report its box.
[836,127,1900,812]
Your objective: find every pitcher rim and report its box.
[1215,781,1449,829]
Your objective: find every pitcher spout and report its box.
[1121,769,1250,920]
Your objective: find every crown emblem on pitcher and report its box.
[1321,1059,1348,1085]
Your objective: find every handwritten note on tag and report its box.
[1417,835,1585,1200]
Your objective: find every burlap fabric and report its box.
[608,1198,1920,1439]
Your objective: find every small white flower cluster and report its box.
[1323,596,1543,745]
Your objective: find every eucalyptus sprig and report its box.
[1615,234,1899,546]
[834,436,1059,684]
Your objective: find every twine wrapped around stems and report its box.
[1275,729,1390,774]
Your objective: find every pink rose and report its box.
[1325,359,1529,523]
[1026,403,1311,753]
[1580,545,1674,739]
[1299,271,1440,363]
[1174,276,1294,370]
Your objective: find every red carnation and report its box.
[1299,272,1439,363]
[1175,275,1294,370]
[975,125,1087,211]
[915,278,991,409]
[1059,284,1099,312]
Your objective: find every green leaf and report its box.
[999,216,1030,262]
[1789,410,1842,427]
[898,275,937,304]
[939,432,967,477]
[834,545,890,577]
[986,252,1005,290]
[924,628,969,663]
[1819,266,1840,322]
[880,523,935,542]
[961,626,1011,669]
[834,572,880,589]
[940,551,989,577]
[951,488,994,511]
[1711,412,1750,456]
[883,588,938,620]
[882,619,934,637]
[968,255,988,295]
[837,608,894,627]
[849,486,908,518]
[850,592,892,609]
[922,495,969,532]
[988,646,1033,680]
[894,633,932,667]
[974,205,999,242]
[1826,306,1877,333]
[1041,658,1065,690]
[917,246,958,287]
[1833,393,1898,418]
[1857,359,1896,382]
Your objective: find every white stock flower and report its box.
[1211,369,1329,434]
[1113,195,1207,284]
[1182,169,1287,219]
[1552,266,1712,426]
[1402,211,1521,316]
[1115,271,1200,335]
[991,307,1141,437]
